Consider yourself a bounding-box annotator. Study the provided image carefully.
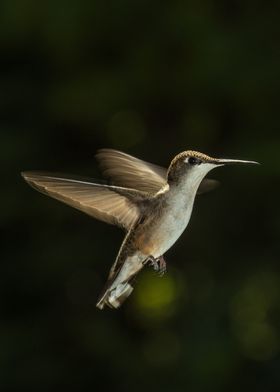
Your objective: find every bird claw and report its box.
[143,255,167,276]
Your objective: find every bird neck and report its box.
[164,180,199,214]
[168,171,205,201]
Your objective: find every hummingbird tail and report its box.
[96,251,145,310]
[96,282,134,310]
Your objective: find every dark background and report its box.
[1,1,280,391]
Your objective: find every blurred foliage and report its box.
[1,0,280,391]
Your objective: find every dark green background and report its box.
[1,1,280,391]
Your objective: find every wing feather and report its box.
[96,149,166,192]
[21,172,143,230]
[96,148,219,194]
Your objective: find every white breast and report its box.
[151,189,196,258]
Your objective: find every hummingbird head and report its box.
[167,150,259,188]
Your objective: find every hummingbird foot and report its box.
[143,255,167,276]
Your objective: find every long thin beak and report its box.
[216,158,260,166]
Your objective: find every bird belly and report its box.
[137,204,193,258]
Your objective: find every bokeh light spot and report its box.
[230,271,280,361]
[131,270,184,322]
[238,322,279,361]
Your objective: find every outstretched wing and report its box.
[96,149,167,193]
[21,172,145,230]
[96,148,219,194]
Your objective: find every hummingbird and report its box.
[22,149,258,310]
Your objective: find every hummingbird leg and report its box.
[142,256,159,271]
[143,255,167,276]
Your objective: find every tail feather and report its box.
[96,252,145,310]
[96,282,134,310]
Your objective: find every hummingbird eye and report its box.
[188,157,201,165]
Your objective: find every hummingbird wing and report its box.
[96,148,219,194]
[96,149,167,192]
[21,172,145,230]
